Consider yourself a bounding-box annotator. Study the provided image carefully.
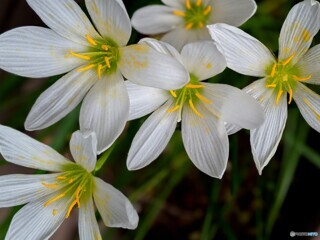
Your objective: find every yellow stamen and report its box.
[189,99,203,118]
[185,22,194,30]
[42,182,58,189]
[105,57,111,68]
[196,0,202,6]
[167,105,180,113]
[85,34,98,46]
[44,193,65,207]
[282,54,295,66]
[65,186,82,219]
[68,51,90,61]
[275,90,284,105]
[204,5,212,16]
[101,45,109,51]
[288,89,293,104]
[68,178,74,184]
[186,84,205,89]
[266,84,277,88]
[170,90,177,98]
[196,93,212,104]
[186,0,191,9]
[270,63,277,77]
[173,10,186,17]
[97,64,103,79]
[198,21,204,29]
[292,75,312,81]
[57,176,67,180]
[77,64,96,72]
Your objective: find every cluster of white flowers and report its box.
[0,0,319,238]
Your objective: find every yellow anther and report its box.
[288,89,293,104]
[275,90,284,105]
[292,75,312,81]
[68,51,91,61]
[97,64,103,79]
[198,21,204,29]
[196,93,212,104]
[173,10,186,17]
[186,84,205,89]
[196,0,202,6]
[282,54,295,66]
[101,45,109,51]
[170,90,177,98]
[44,193,65,207]
[270,63,277,77]
[77,64,96,72]
[266,84,277,88]
[189,99,203,118]
[186,0,191,9]
[66,200,78,219]
[105,57,111,68]
[68,178,74,184]
[57,176,67,180]
[204,5,212,16]
[185,22,194,30]
[42,182,58,189]
[85,34,98,46]
[167,105,180,113]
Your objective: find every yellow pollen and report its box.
[196,0,202,6]
[68,51,91,61]
[266,84,277,88]
[173,10,186,17]
[44,193,65,207]
[275,90,284,105]
[282,54,295,66]
[105,57,111,68]
[52,209,58,216]
[77,64,96,72]
[186,0,191,9]
[167,105,180,113]
[68,178,74,184]
[97,64,103,79]
[185,22,194,30]
[288,89,293,104]
[292,75,312,81]
[189,99,203,118]
[170,90,177,98]
[204,5,212,16]
[196,93,212,104]
[57,176,67,180]
[270,63,277,77]
[198,21,204,29]
[186,84,205,89]
[101,45,109,51]
[42,182,58,189]
[85,34,98,46]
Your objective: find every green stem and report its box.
[94,142,117,173]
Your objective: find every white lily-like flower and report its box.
[126,39,265,178]
[0,0,189,154]
[131,0,257,50]
[0,125,138,240]
[208,0,320,174]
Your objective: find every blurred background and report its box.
[1,0,320,239]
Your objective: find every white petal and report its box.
[207,23,276,77]
[93,177,139,229]
[80,71,129,154]
[246,80,288,174]
[79,197,102,240]
[25,68,97,131]
[162,27,211,51]
[161,0,185,8]
[5,193,68,240]
[224,122,242,135]
[211,0,257,26]
[0,125,70,171]
[202,83,265,130]
[132,5,181,35]
[127,100,178,170]
[279,0,320,65]
[85,0,131,46]
[293,82,320,133]
[126,81,168,121]
[180,41,226,80]
[70,130,97,172]
[27,0,101,45]
[0,26,86,78]
[296,44,320,84]
[119,44,189,90]
[0,173,60,208]
[182,103,229,178]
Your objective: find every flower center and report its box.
[41,164,93,218]
[167,74,212,121]
[67,35,120,78]
[265,54,311,105]
[173,0,212,30]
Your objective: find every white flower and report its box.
[0,0,189,154]
[0,125,138,240]
[208,0,320,174]
[131,0,257,51]
[126,39,265,178]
